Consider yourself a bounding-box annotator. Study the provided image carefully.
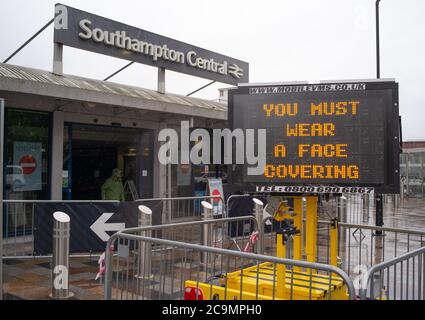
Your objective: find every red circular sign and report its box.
[19,155,37,175]
[212,189,221,203]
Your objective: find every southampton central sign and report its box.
[54,4,249,85]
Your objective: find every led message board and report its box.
[229,81,400,194]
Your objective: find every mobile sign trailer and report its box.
[193,80,401,300]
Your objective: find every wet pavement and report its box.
[321,195,425,231]
[2,257,104,300]
[380,197,425,231]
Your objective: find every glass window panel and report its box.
[4,109,50,200]
[3,108,50,237]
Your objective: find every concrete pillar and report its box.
[157,68,165,94]
[50,111,64,200]
[53,43,63,76]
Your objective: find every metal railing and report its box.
[260,216,425,279]
[317,193,374,224]
[2,196,225,257]
[109,215,258,255]
[359,246,425,300]
[104,217,355,300]
[226,194,254,212]
[318,221,425,278]
[135,195,226,224]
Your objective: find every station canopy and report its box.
[0,63,227,121]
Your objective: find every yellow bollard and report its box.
[305,196,318,264]
[276,233,286,299]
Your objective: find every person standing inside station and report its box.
[101,168,125,201]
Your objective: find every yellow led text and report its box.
[264,164,359,179]
[298,144,348,158]
[274,144,286,158]
[286,123,335,137]
[311,101,360,116]
[263,103,298,117]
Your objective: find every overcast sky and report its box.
[0,0,424,139]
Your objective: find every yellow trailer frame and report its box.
[184,196,347,300]
[185,261,348,300]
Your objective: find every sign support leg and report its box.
[329,218,339,267]
[375,194,383,235]
[305,196,318,264]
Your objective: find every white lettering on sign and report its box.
[186,51,227,75]
[255,185,375,194]
[78,19,243,79]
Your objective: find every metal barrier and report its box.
[260,216,425,279]
[104,217,355,300]
[1,196,226,299]
[2,200,119,258]
[226,194,253,212]
[317,221,425,278]
[125,215,257,254]
[359,246,425,300]
[135,195,226,224]
[317,193,373,224]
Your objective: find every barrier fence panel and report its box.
[135,195,226,224]
[259,216,425,281]
[3,201,35,257]
[1,196,228,299]
[228,193,375,260]
[104,218,355,300]
[317,193,402,225]
[2,200,121,258]
[316,193,374,224]
[111,216,258,260]
[3,194,422,300]
[317,221,425,278]
[360,246,425,300]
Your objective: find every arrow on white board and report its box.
[90,213,125,242]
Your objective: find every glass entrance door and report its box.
[63,123,153,200]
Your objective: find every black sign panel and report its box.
[229,81,400,193]
[54,4,249,85]
[33,201,163,255]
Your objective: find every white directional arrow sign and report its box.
[90,213,125,242]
